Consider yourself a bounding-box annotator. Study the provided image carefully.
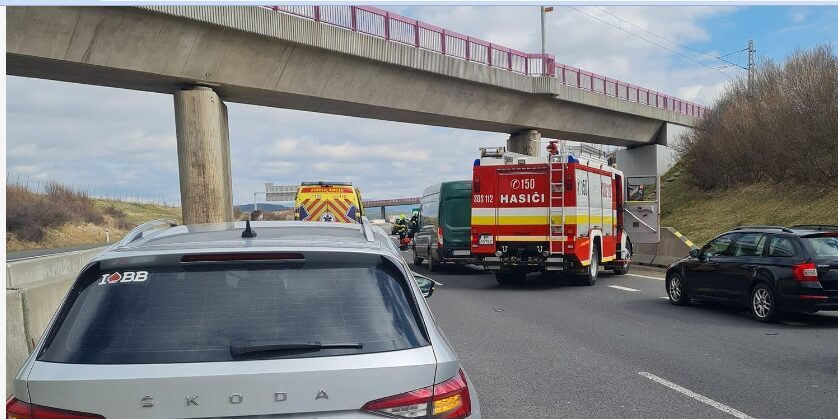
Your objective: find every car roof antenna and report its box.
[242,219,257,238]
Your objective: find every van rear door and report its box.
[441,183,472,254]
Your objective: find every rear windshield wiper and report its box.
[230,340,363,357]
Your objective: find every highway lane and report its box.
[409,255,838,419]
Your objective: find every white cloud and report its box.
[789,9,808,23]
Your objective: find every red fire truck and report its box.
[471,142,633,286]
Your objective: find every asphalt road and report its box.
[408,254,838,419]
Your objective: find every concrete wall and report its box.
[632,227,696,267]
[5,247,104,392]
[615,123,693,178]
[7,247,104,288]
[7,6,696,147]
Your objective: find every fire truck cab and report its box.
[471,143,632,286]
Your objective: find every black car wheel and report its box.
[751,283,779,323]
[412,244,423,266]
[667,273,690,306]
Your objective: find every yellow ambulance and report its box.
[294,182,365,223]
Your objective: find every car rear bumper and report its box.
[474,255,565,271]
[779,294,838,312]
[437,247,473,263]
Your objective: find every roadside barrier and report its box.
[5,247,105,392]
[633,227,698,267]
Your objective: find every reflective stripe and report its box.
[496,236,549,242]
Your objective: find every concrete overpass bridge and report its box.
[7,5,706,225]
[363,197,421,220]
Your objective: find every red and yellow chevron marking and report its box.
[300,198,357,223]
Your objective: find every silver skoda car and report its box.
[9,218,480,419]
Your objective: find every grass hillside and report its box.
[7,183,181,253]
[660,166,838,245]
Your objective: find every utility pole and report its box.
[747,39,755,92]
[540,6,546,56]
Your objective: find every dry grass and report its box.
[661,166,838,245]
[6,182,182,253]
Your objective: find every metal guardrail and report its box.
[266,5,709,118]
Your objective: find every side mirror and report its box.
[689,248,699,258]
[413,273,436,298]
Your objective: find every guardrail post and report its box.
[414,24,420,47]
[465,37,470,61]
[384,12,390,40]
[488,44,493,66]
[313,5,320,22]
[350,6,357,31]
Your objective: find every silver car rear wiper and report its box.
[230,340,363,357]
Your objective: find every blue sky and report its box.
[6,4,837,206]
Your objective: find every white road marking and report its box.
[639,372,756,419]
[608,285,641,292]
[661,297,670,299]
[627,273,665,281]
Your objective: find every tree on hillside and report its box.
[677,44,838,189]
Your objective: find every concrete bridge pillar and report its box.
[174,87,234,224]
[507,129,541,156]
[380,207,386,220]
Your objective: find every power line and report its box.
[593,6,749,71]
[567,6,734,77]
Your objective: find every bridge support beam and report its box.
[507,130,541,156]
[174,87,234,224]
[380,207,386,220]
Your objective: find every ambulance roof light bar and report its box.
[301,181,353,186]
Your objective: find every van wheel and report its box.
[495,270,525,286]
[428,248,438,272]
[751,283,779,323]
[573,246,599,286]
[412,244,423,266]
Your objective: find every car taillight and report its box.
[438,227,444,247]
[6,397,105,419]
[362,370,472,419]
[792,262,819,282]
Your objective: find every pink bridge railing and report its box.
[267,5,708,118]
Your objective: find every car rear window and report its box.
[804,236,838,258]
[39,255,428,364]
[444,197,471,228]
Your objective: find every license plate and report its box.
[453,250,471,256]
[479,235,494,245]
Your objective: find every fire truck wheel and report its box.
[412,244,424,266]
[574,246,599,286]
[428,248,438,272]
[612,263,630,275]
[495,271,525,285]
